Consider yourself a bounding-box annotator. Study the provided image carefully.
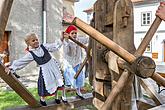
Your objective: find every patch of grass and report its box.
[0,82,93,110]
[0,89,27,110]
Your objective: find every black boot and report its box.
[55,99,61,104]
[40,99,47,106]
[61,97,68,104]
[13,72,20,78]
[76,93,85,100]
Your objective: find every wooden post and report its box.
[0,0,13,40]
[69,36,87,50]
[74,56,89,79]
[0,65,40,107]
[101,69,130,110]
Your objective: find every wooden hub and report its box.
[134,56,156,78]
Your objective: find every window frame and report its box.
[141,11,152,26]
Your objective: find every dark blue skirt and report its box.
[38,68,56,97]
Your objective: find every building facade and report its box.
[0,0,79,88]
[83,0,165,63]
[133,0,165,62]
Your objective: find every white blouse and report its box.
[63,36,88,67]
[10,39,63,72]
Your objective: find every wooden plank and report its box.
[0,65,40,107]
[157,72,165,78]
[148,104,165,110]
[139,79,164,105]
[8,93,93,110]
[101,69,131,110]
[0,0,13,40]
[136,100,155,110]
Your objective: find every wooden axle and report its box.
[69,36,87,50]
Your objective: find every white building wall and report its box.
[5,0,75,77]
[134,2,165,62]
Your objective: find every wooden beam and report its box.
[74,56,89,79]
[151,72,165,87]
[72,17,165,89]
[72,17,135,63]
[101,69,130,110]
[148,104,165,110]
[69,36,87,50]
[0,65,40,107]
[136,100,155,110]
[139,79,164,105]
[0,0,13,40]
[8,93,93,110]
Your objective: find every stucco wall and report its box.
[4,0,64,82]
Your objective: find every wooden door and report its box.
[0,31,9,63]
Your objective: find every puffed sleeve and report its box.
[43,39,63,52]
[9,52,34,72]
[77,36,89,45]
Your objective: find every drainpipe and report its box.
[42,0,47,43]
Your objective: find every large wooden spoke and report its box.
[134,17,162,56]
[151,72,165,87]
[101,69,130,110]
[139,79,164,105]
[72,17,135,63]
[72,17,165,110]
[72,17,165,84]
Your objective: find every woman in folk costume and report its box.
[63,25,88,99]
[5,33,68,106]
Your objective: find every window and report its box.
[141,12,152,26]
[141,38,152,53]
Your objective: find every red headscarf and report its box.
[65,25,77,34]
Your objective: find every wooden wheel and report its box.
[72,8,165,110]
